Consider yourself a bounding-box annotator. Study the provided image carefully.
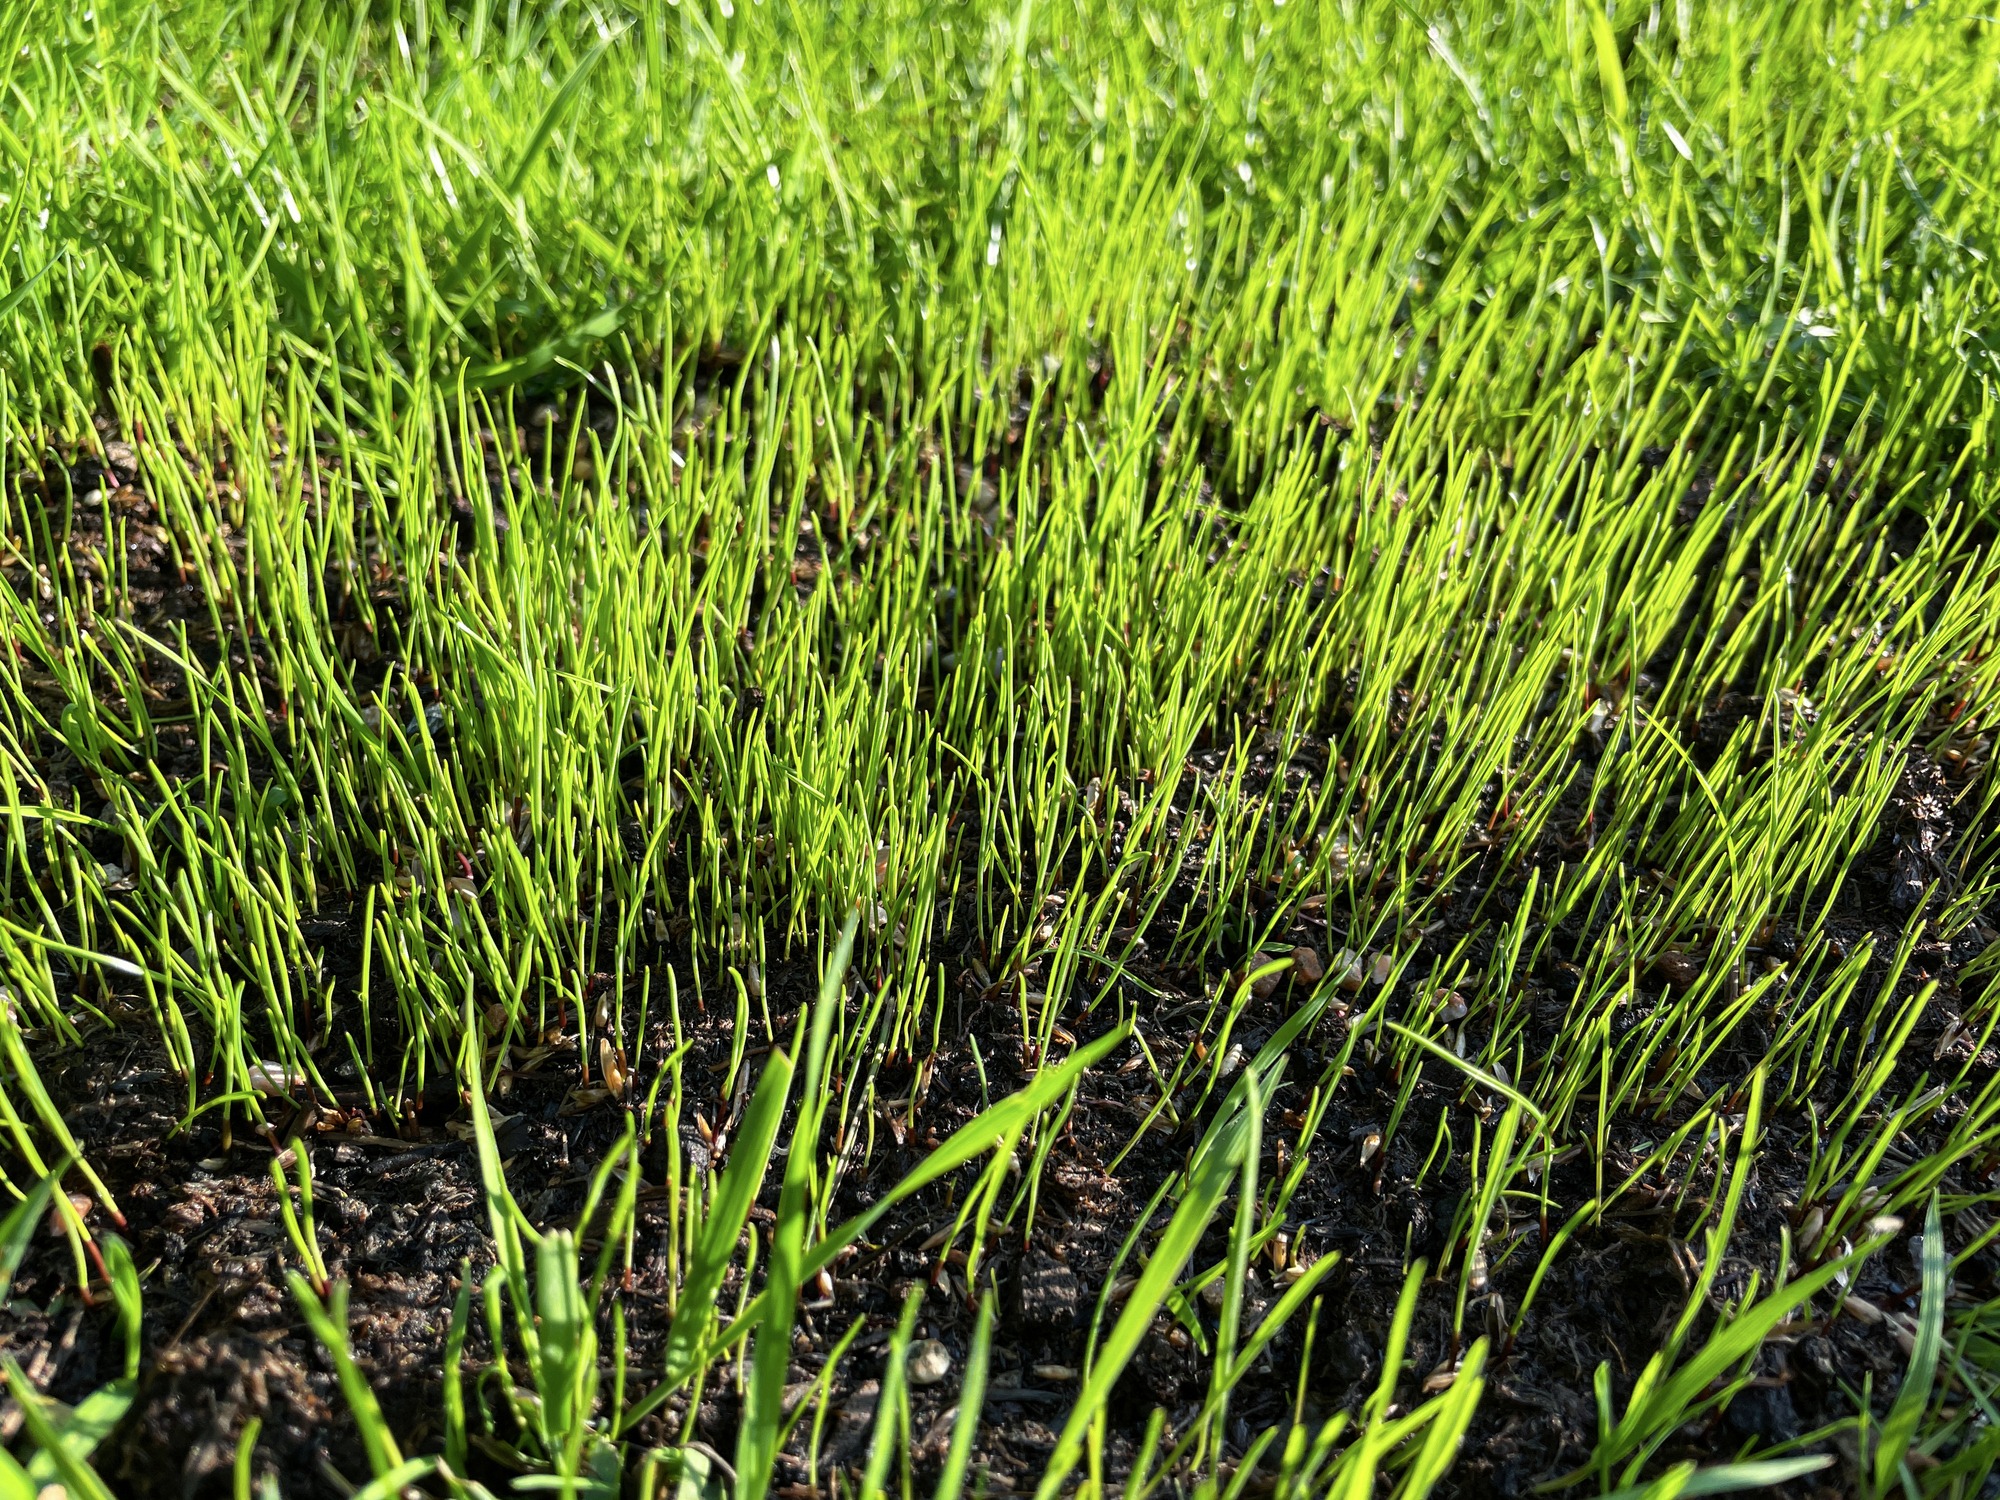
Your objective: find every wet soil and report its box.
[6,785,1995,1499]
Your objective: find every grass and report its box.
[3,0,2000,1493]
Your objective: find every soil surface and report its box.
[7,786,1994,1498]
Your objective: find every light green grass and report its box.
[4,0,2000,1493]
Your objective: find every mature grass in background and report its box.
[5,0,2000,1493]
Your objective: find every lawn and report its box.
[4,0,2000,1495]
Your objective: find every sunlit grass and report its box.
[4,0,2000,1493]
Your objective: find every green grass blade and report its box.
[286,1276,404,1479]
[737,907,859,1500]
[862,1287,923,1500]
[654,1043,796,1391]
[2,1358,117,1500]
[1873,1195,1947,1494]
[20,1380,137,1490]
[1034,1079,1255,1500]
[934,1290,995,1500]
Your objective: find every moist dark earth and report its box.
[6,416,2000,1495]
[6,782,1996,1499]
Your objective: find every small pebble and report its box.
[1245,952,1281,999]
[1334,949,1366,990]
[247,1062,303,1095]
[1651,951,1701,990]
[908,1339,952,1386]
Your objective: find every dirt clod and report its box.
[1017,1254,1087,1330]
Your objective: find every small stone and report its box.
[1651,951,1701,991]
[1245,952,1281,999]
[247,1062,304,1096]
[1725,1383,1800,1443]
[908,1339,951,1386]
[1290,946,1324,984]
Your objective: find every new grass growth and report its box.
[5,0,2000,1493]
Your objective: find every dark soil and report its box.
[7,796,1996,1499]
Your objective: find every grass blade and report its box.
[1873,1195,1946,1494]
